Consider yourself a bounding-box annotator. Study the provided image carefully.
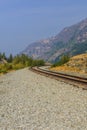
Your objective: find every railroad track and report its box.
[30,66,87,90]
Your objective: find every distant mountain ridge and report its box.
[22,18,87,62]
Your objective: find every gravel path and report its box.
[0,68,87,130]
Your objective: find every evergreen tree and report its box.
[2,52,7,60]
[8,54,13,63]
[52,55,70,67]
[0,53,2,60]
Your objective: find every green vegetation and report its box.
[71,41,87,55]
[0,63,12,74]
[0,53,45,74]
[52,55,70,67]
[0,52,7,60]
[45,41,64,59]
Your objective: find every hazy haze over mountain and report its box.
[22,18,87,62]
[0,0,87,55]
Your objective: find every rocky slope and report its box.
[51,53,87,74]
[22,18,87,62]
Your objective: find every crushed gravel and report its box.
[0,68,87,130]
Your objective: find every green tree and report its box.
[0,53,2,60]
[31,59,45,67]
[52,55,70,67]
[2,52,7,60]
[8,54,13,63]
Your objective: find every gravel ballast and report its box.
[0,68,87,130]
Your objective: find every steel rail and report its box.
[30,67,87,89]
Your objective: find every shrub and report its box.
[0,69,7,74]
[31,59,45,67]
[13,63,25,70]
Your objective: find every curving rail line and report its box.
[30,66,87,90]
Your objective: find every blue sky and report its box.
[0,0,87,56]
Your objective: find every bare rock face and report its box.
[22,18,87,62]
[0,59,7,64]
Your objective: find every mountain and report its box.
[22,18,87,62]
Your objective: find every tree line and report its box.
[0,52,45,73]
